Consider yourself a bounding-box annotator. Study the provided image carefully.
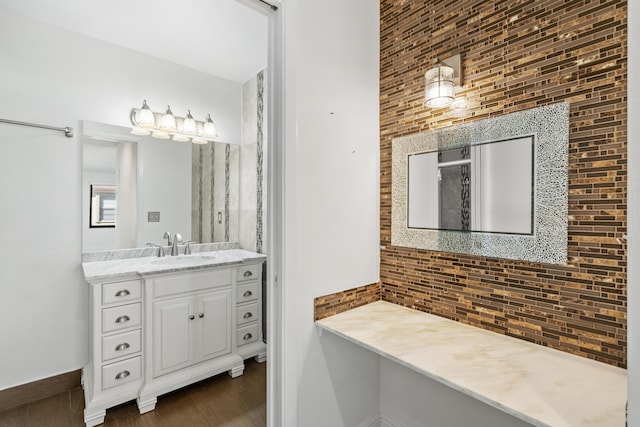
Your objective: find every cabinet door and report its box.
[153,296,194,377]
[197,289,232,362]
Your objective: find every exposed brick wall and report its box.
[379,0,627,367]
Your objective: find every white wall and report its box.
[380,359,531,427]
[627,2,638,425]
[281,0,382,425]
[0,9,241,389]
[136,137,192,245]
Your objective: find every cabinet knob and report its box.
[115,289,131,297]
[189,315,195,320]
[243,312,253,319]
[199,313,204,318]
[115,370,130,380]
[243,291,253,297]
[115,343,130,352]
[115,315,130,324]
[243,271,253,277]
[243,333,253,340]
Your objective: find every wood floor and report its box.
[0,359,266,427]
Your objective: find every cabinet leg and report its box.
[137,396,157,414]
[229,364,245,378]
[255,352,267,363]
[84,409,106,427]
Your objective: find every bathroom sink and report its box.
[151,254,217,265]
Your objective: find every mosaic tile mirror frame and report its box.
[391,102,569,265]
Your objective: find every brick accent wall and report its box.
[380,0,627,367]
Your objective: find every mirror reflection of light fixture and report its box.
[424,54,463,109]
[129,101,219,144]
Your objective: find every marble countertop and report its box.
[82,249,266,282]
[316,301,627,427]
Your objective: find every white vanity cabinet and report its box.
[83,278,144,427]
[148,269,234,380]
[236,263,267,362]
[82,254,267,427]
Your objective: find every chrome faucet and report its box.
[171,233,183,256]
[163,231,172,246]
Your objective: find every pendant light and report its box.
[159,105,177,133]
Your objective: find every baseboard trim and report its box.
[0,369,81,413]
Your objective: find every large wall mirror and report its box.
[392,102,569,265]
[82,121,239,252]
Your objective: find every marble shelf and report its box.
[315,301,626,427]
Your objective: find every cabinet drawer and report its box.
[102,280,141,305]
[237,264,261,282]
[102,356,141,390]
[153,269,232,298]
[102,329,141,362]
[237,282,258,304]
[236,303,258,326]
[237,323,258,346]
[102,303,141,333]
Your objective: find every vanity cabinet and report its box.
[236,264,267,362]
[82,278,144,427]
[82,257,266,427]
[152,287,232,377]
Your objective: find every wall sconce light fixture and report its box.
[424,54,463,108]
[130,100,218,144]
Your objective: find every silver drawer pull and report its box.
[115,289,131,297]
[189,315,195,320]
[115,343,130,352]
[243,271,253,277]
[115,370,130,380]
[115,315,130,324]
[243,333,253,340]
[243,312,253,319]
[199,313,204,318]
[243,291,253,297]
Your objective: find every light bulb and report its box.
[137,100,156,128]
[201,114,218,140]
[182,110,197,136]
[159,105,177,132]
[151,130,170,139]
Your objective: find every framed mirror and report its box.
[392,102,569,264]
[81,121,239,252]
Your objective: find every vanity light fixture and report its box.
[424,54,463,109]
[129,100,219,144]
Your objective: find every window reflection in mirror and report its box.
[407,136,534,235]
[89,184,116,227]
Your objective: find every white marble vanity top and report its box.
[316,301,626,427]
[82,249,266,282]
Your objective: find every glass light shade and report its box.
[424,63,455,108]
[159,105,177,132]
[131,127,151,136]
[137,100,157,129]
[182,110,198,136]
[191,136,208,145]
[201,114,218,140]
[151,130,170,139]
[172,134,191,142]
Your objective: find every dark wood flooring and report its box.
[0,359,266,427]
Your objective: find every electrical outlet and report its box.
[148,211,160,222]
